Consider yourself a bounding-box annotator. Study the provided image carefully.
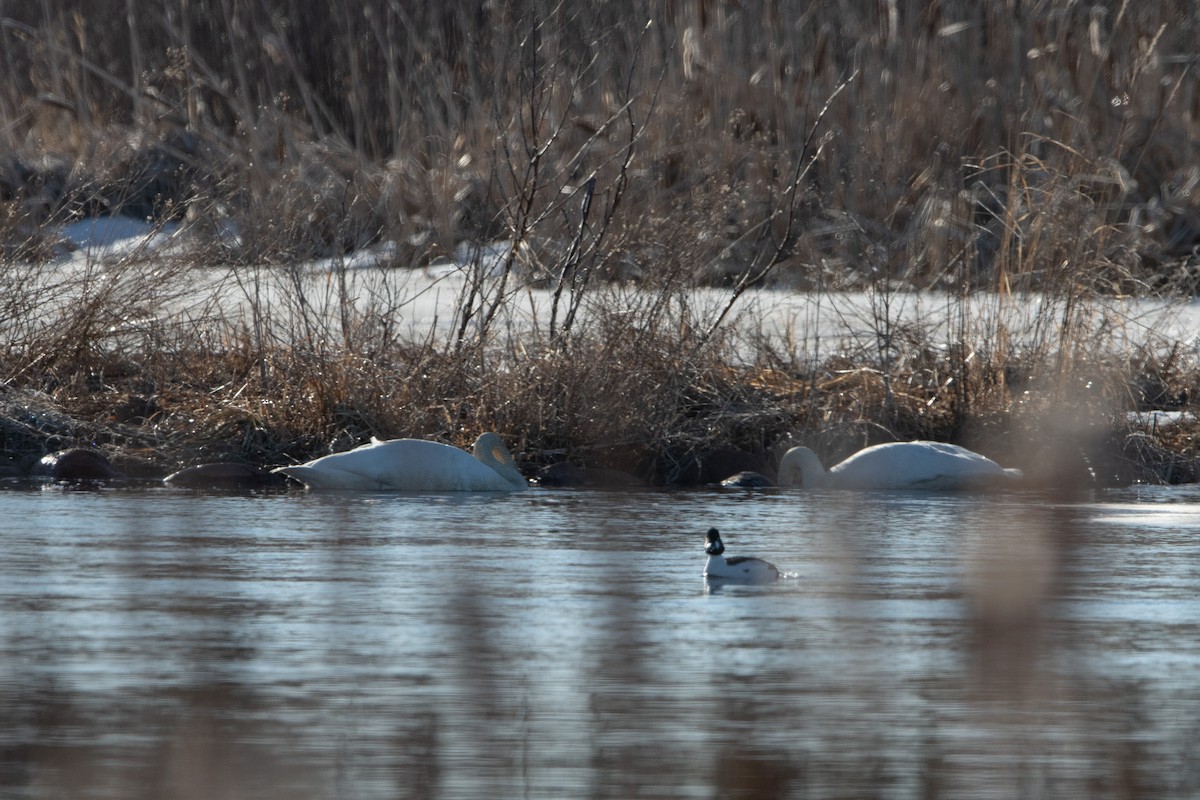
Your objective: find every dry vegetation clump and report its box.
[1,1,1199,486]
[4,2,1197,289]
[1,296,1197,487]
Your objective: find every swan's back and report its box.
[277,435,526,491]
[831,441,1021,490]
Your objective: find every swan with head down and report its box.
[274,432,527,491]
[778,440,1022,491]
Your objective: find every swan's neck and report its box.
[779,446,829,488]
[473,435,527,489]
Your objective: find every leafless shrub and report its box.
[0,2,1198,487]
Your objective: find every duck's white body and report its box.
[778,440,1022,491]
[703,528,780,582]
[275,432,527,491]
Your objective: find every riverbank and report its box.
[1,225,1196,490]
[2,366,1196,490]
[3,3,1199,489]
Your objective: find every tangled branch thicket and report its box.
[1,1,1198,486]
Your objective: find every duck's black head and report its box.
[704,527,724,556]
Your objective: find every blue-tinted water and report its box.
[2,485,1199,799]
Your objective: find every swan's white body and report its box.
[703,528,780,582]
[275,432,527,491]
[778,441,1022,491]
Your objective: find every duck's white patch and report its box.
[702,528,780,582]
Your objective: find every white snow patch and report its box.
[58,216,180,262]
[26,219,1200,359]
[1126,410,1195,428]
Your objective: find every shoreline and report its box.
[3,220,1199,492]
[4,219,1195,491]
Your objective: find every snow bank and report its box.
[29,219,1200,360]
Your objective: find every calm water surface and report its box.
[2,484,1199,799]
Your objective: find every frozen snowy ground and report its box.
[33,216,1200,362]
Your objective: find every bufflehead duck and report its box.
[778,441,1022,491]
[274,432,527,491]
[703,528,780,581]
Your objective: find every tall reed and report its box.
[0,1,1197,482]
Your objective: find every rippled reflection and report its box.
[1,486,1198,798]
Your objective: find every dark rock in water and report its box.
[35,448,125,482]
[534,462,644,488]
[165,462,288,490]
[719,470,775,489]
[665,446,769,486]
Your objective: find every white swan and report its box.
[274,432,527,491]
[778,440,1022,490]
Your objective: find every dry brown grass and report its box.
[3,2,1196,286]
[1,1,1198,486]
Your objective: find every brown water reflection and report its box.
[1,486,1199,799]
